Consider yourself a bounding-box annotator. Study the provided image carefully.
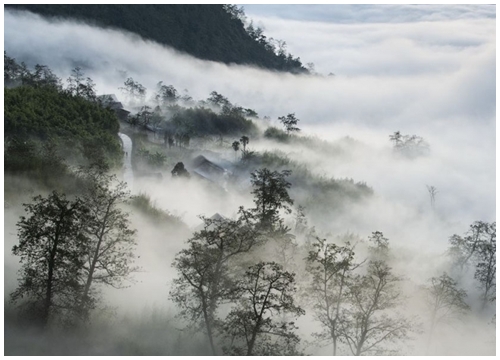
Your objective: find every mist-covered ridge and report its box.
[5,4,308,73]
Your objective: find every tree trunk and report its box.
[43,246,57,328]
[201,296,217,355]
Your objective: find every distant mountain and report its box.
[5,4,307,74]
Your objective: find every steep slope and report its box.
[5,4,307,73]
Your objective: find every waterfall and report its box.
[119,132,134,191]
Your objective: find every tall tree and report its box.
[221,261,305,355]
[120,77,146,103]
[11,192,89,327]
[424,273,470,354]
[170,209,259,355]
[341,260,415,355]
[231,140,240,160]
[250,168,293,231]
[207,91,230,109]
[15,63,62,90]
[155,81,179,106]
[75,166,137,321]
[305,237,362,355]
[67,67,97,101]
[426,185,438,210]
[448,221,496,306]
[239,135,249,152]
[278,113,300,135]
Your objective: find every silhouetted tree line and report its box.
[5,4,308,73]
[166,168,495,355]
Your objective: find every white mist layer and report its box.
[4,6,495,355]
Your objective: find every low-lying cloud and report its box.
[4,6,495,355]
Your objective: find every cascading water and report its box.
[119,132,134,191]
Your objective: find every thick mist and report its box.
[4,6,495,356]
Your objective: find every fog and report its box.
[4,6,495,356]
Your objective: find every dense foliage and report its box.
[5,85,122,177]
[169,106,258,137]
[6,4,307,73]
[5,86,121,160]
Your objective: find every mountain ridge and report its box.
[5,4,307,73]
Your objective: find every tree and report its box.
[239,136,249,152]
[67,67,97,102]
[341,260,416,355]
[170,209,259,355]
[294,205,308,235]
[5,51,21,84]
[448,221,496,306]
[11,191,89,327]
[231,140,240,160]
[222,4,245,21]
[424,273,470,354]
[389,131,429,158]
[75,166,137,321]
[120,77,146,103]
[426,185,438,210]
[250,168,294,231]
[155,81,179,106]
[17,64,62,90]
[221,262,305,355]
[136,105,153,128]
[278,113,300,135]
[243,108,258,118]
[171,162,190,178]
[368,231,390,261]
[305,237,361,355]
[207,91,230,109]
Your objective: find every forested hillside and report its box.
[5,4,307,73]
[4,4,496,355]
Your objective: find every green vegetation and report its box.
[4,52,123,173]
[129,193,185,228]
[169,106,258,137]
[264,126,289,142]
[6,4,307,73]
[10,167,137,327]
[4,54,123,196]
[5,86,121,164]
[247,150,373,213]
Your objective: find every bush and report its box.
[129,193,185,228]
[263,127,289,142]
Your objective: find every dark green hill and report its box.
[5,4,307,73]
[5,85,122,166]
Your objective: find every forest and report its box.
[4,4,496,357]
[4,4,307,73]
